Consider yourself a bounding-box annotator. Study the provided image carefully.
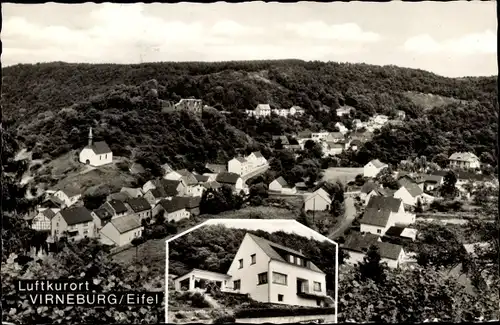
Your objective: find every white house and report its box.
[174,233,333,308]
[174,269,232,292]
[342,232,406,269]
[448,152,481,170]
[311,131,330,142]
[269,177,297,194]
[359,196,415,236]
[323,142,344,156]
[99,214,143,247]
[125,197,152,220]
[336,106,353,117]
[52,189,81,207]
[372,114,389,125]
[247,151,268,168]
[289,106,305,116]
[334,122,348,135]
[51,206,95,241]
[216,172,245,193]
[272,108,291,117]
[393,181,425,207]
[153,198,191,222]
[304,188,332,212]
[363,159,388,178]
[228,157,250,176]
[246,104,272,117]
[325,132,344,144]
[31,208,59,231]
[79,127,113,167]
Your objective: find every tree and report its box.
[415,198,423,213]
[131,236,146,264]
[440,170,458,198]
[357,245,387,283]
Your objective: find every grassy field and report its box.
[322,167,363,185]
[112,237,166,276]
[208,206,300,220]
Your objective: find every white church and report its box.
[79,127,113,167]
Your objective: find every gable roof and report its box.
[89,141,112,154]
[216,172,241,185]
[251,151,264,158]
[343,232,403,260]
[449,152,479,162]
[93,207,112,222]
[297,130,312,139]
[202,181,222,190]
[369,159,387,169]
[431,170,449,177]
[234,157,247,163]
[149,187,167,198]
[158,198,186,213]
[159,179,182,196]
[361,181,380,194]
[247,233,324,274]
[272,176,289,188]
[110,214,142,234]
[59,206,93,226]
[205,163,227,173]
[177,169,198,186]
[42,209,56,220]
[107,192,130,202]
[360,207,392,228]
[384,226,406,238]
[422,174,444,184]
[194,174,210,183]
[59,187,80,198]
[399,181,423,198]
[106,199,129,214]
[305,188,332,204]
[120,187,143,198]
[327,132,344,139]
[366,196,402,213]
[126,197,151,212]
[256,104,271,111]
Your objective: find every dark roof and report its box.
[297,130,312,139]
[108,192,130,202]
[89,141,112,154]
[126,197,151,212]
[366,196,402,213]
[272,176,289,188]
[423,174,443,184]
[160,179,181,196]
[59,206,93,226]
[431,170,449,177]
[60,187,80,198]
[42,209,56,220]
[216,172,241,185]
[247,233,324,274]
[455,171,489,181]
[251,151,264,158]
[110,215,142,234]
[177,169,198,186]
[361,181,379,194]
[183,196,201,209]
[205,163,227,173]
[343,232,403,260]
[120,187,143,198]
[202,181,222,190]
[287,138,299,145]
[158,198,186,213]
[384,226,405,238]
[44,195,65,207]
[107,199,129,214]
[94,207,112,222]
[194,174,210,183]
[370,159,387,169]
[360,207,392,227]
[150,187,167,198]
[350,139,362,146]
[399,181,423,198]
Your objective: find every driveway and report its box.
[329,196,357,239]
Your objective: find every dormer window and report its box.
[289,255,295,263]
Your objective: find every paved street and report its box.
[329,196,357,239]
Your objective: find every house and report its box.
[228,157,250,176]
[31,208,58,231]
[107,191,130,202]
[205,163,227,174]
[99,214,143,247]
[102,199,129,218]
[349,130,374,143]
[142,179,184,197]
[161,163,174,175]
[181,196,202,216]
[125,197,152,220]
[372,114,389,125]
[272,135,290,146]
[175,233,331,307]
[334,122,348,135]
[39,195,65,209]
[272,108,291,117]
[269,177,297,194]
[346,139,362,151]
[52,189,81,208]
[381,226,418,245]
[194,174,210,184]
[51,206,95,241]
[324,142,344,156]
[422,174,444,191]
[359,196,415,236]
[353,119,364,130]
[202,173,219,182]
[289,105,305,115]
[143,187,168,206]
[360,181,381,202]
[342,232,406,269]
[174,98,203,114]
[336,106,354,117]
[448,152,480,170]
[364,187,396,205]
[202,181,222,190]
[177,169,203,195]
[247,151,268,167]
[283,137,301,151]
[304,188,332,212]
[311,131,330,142]
[92,207,113,230]
[79,127,113,167]
[397,173,425,191]
[120,187,143,198]
[153,198,190,222]
[393,180,425,207]
[363,159,388,178]
[325,132,344,143]
[246,104,272,117]
[216,172,245,193]
[174,269,232,292]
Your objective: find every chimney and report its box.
[88,127,93,147]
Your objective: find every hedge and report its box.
[234,307,336,319]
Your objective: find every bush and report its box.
[213,315,236,323]
[234,307,336,319]
[190,292,211,308]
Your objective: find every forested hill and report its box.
[2,60,498,171]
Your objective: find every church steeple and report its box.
[88,127,93,147]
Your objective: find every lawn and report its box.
[322,167,363,185]
[112,238,166,277]
[206,206,300,220]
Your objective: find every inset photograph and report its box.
[166,219,338,324]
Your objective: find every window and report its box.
[278,294,284,302]
[377,229,382,234]
[316,299,322,306]
[289,255,295,263]
[238,259,243,269]
[272,272,288,285]
[251,254,256,265]
[258,272,268,285]
[233,280,241,290]
[313,282,322,292]
[83,230,88,235]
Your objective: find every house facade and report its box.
[125,198,152,220]
[174,99,203,114]
[31,208,59,231]
[359,196,415,236]
[228,157,250,176]
[79,127,113,167]
[246,104,272,117]
[216,172,245,193]
[153,198,191,222]
[53,189,81,207]
[51,206,95,241]
[364,159,388,178]
[269,177,297,195]
[99,214,143,247]
[174,269,232,292]
[304,188,332,212]
[449,152,480,170]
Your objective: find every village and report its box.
[21,99,498,276]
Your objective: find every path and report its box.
[329,196,356,239]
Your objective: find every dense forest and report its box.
[2,60,498,172]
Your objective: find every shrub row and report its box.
[234,307,336,319]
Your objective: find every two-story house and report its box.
[359,196,415,236]
[216,172,245,194]
[448,152,481,170]
[52,188,81,208]
[174,233,332,308]
[247,151,268,168]
[99,214,143,247]
[125,197,152,220]
[246,104,272,118]
[228,157,251,176]
[311,131,330,142]
[304,188,332,212]
[31,208,59,232]
[363,159,388,178]
[153,197,191,222]
[102,199,129,218]
[51,206,95,241]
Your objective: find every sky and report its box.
[2,2,497,77]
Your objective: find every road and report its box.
[329,196,357,239]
